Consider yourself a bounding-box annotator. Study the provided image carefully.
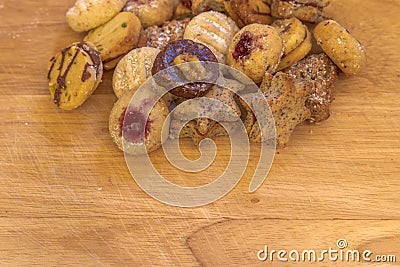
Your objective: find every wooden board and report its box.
[1,0,399,266]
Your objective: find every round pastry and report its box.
[109,90,170,155]
[313,20,367,76]
[123,0,174,28]
[66,0,127,32]
[151,39,219,99]
[272,17,306,55]
[113,47,160,98]
[226,24,284,84]
[47,42,103,110]
[183,11,239,63]
[84,12,142,64]
[276,25,311,71]
[230,0,273,26]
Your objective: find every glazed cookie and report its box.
[230,0,273,26]
[285,53,338,122]
[109,90,170,155]
[66,0,127,32]
[113,47,160,98]
[123,0,174,28]
[152,39,219,99]
[272,18,306,55]
[84,12,142,65]
[138,19,190,50]
[252,72,311,145]
[313,20,366,76]
[276,25,311,71]
[47,42,103,110]
[270,0,329,23]
[184,11,239,63]
[227,24,284,84]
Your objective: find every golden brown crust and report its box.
[84,12,142,63]
[313,20,367,76]
[227,24,284,84]
[47,42,103,110]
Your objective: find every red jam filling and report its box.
[119,107,152,143]
[232,31,253,61]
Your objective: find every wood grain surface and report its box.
[1,0,399,266]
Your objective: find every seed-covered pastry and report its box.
[313,20,366,76]
[276,25,311,71]
[109,90,170,155]
[66,0,127,32]
[244,72,311,145]
[230,0,273,26]
[123,0,174,28]
[270,0,329,23]
[184,11,239,63]
[285,53,338,122]
[113,47,160,98]
[137,19,190,50]
[84,12,142,65]
[152,39,219,99]
[227,24,284,84]
[47,42,103,110]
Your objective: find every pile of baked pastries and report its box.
[47,0,366,155]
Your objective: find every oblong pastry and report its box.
[113,47,160,98]
[276,25,311,71]
[184,11,239,63]
[84,12,142,65]
[123,0,174,28]
[272,17,306,55]
[227,24,284,84]
[66,0,127,32]
[313,20,366,76]
[109,90,170,155]
[47,42,103,110]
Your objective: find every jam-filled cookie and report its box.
[313,20,366,76]
[84,12,142,66]
[109,90,170,155]
[47,42,103,110]
[152,39,219,99]
[66,0,127,32]
[123,0,174,28]
[183,11,239,63]
[227,24,284,84]
[113,47,160,98]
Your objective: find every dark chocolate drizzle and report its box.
[50,42,102,106]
